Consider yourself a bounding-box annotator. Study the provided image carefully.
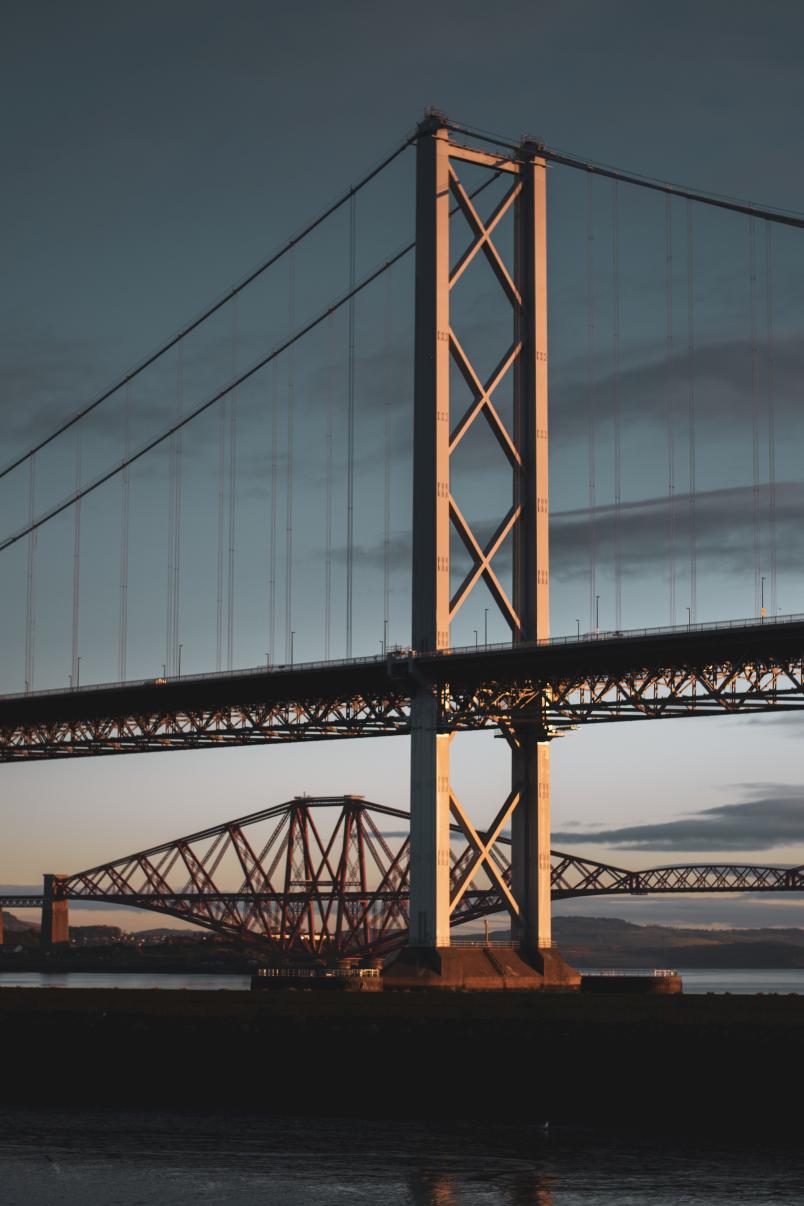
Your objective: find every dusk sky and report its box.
[3,0,804,931]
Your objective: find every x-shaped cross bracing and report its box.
[448,788,521,918]
[446,164,525,636]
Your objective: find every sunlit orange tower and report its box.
[391,112,577,987]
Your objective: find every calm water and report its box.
[0,1110,802,1205]
[2,968,804,992]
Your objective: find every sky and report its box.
[3,0,804,932]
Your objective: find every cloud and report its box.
[319,477,803,590]
[553,784,804,852]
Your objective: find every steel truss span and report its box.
[2,619,804,761]
[13,796,804,963]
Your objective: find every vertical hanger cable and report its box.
[325,312,334,660]
[71,425,82,686]
[749,218,761,616]
[586,173,597,631]
[346,191,356,657]
[765,222,777,616]
[666,194,676,626]
[285,252,295,662]
[612,178,622,630]
[686,201,697,624]
[24,455,36,692]
[227,299,238,670]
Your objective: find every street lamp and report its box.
[761,576,766,619]
[686,606,691,629]
[595,595,600,633]
[178,644,183,676]
[290,631,295,666]
[484,608,488,646]
[76,657,81,688]
[473,629,478,649]
[575,618,580,639]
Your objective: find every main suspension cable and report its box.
[442,119,804,228]
[0,132,417,484]
[0,172,503,555]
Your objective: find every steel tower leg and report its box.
[511,145,553,954]
[409,115,452,949]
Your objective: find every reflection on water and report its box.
[3,968,804,993]
[678,968,804,994]
[1,1111,802,1205]
[0,970,251,991]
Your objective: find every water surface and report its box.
[3,967,804,993]
[0,1111,802,1205]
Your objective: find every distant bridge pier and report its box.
[41,875,69,947]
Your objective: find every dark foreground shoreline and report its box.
[2,986,803,1123]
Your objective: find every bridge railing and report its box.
[4,612,804,703]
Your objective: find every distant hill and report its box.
[482,916,804,968]
[2,912,38,933]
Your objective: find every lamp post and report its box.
[575,618,580,639]
[761,576,766,619]
[484,608,488,646]
[595,595,600,633]
[290,631,295,667]
[76,657,81,688]
[178,644,183,677]
[473,629,478,650]
[686,606,691,629]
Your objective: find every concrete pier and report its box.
[41,875,69,947]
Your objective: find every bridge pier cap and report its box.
[406,113,566,984]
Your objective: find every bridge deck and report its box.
[2,616,804,760]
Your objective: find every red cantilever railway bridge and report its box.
[2,796,803,963]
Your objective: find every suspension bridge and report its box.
[2,112,804,985]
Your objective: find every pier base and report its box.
[383,945,580,991]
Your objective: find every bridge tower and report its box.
[41,874,69,948]
[393,112,577,987]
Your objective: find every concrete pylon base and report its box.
[383,945,581,991]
